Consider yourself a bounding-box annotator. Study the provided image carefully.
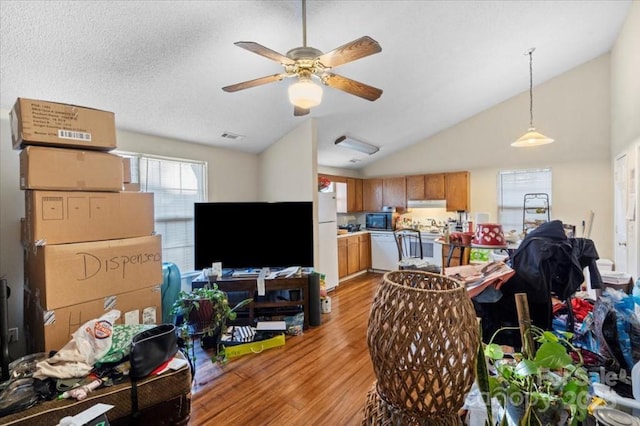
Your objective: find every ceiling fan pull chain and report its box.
[302,0,307,48]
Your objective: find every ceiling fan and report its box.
[222,0,383,116]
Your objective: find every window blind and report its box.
[118,152,207,274]
[498,168,552,233]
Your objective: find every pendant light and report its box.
[511,48,554,147]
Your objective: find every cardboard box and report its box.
[20,145,124,191]
[25,235,163,309]
[123,183,141,192]
[24,190,154,246]
[24,284,162,353]
[223,333,286,359]
[122,156,132,183]
[10,97,117,150]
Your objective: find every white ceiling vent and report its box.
[221,132,245,140]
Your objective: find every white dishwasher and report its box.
[370,231,399,271]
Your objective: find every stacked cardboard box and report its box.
[11,98,163,353]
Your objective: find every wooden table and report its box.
[192,274,312,329]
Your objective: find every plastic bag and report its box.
[33,310,120,379]
[284,312,304,336]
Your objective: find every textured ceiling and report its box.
[0,1,632,169]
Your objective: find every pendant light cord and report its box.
[527,47,535,129]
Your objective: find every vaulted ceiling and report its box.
[0,1,632,169]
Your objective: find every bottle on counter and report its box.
[443,226,450,244]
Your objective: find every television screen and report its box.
[194,202,314,270]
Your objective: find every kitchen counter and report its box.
[338,229,444,238]
[337,230,369,238]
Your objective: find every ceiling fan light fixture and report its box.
[512,47,554,148]
[288,79,323,109]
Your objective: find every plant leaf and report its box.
[534,342,572,369]
[514,359,539,378]
[485,343,504,360]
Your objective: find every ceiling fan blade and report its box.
[234,41,295,65]
[317,36,382,68]
[323,73,382,101]
[294,106,310,116]
[222,74,286,92]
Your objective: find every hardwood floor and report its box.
[188,272,383,425]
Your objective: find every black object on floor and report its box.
[308,273,321,327]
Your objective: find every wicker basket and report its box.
[365,270,479,422]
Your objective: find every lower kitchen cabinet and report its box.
[347,236,360,275]
[358,233,371,270]
[338,238,348,278]
[338,233,371,279]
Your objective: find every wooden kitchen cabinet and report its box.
[338,233,370,279]
[347,235,360,275]
[337,238,348,278]
[425,173,446,199]
[444,171,470,212]
[382,176,406,210]
[358,233,371,270]
[346,178,364,212]
[406,174,445,200]
[363,178,383,212]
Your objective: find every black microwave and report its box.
[365,212,394,230]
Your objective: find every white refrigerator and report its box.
[318,191,339,291]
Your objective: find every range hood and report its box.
[406,199,446,209]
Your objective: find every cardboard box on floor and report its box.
[24,284,162,353]
[25,235,163,310]
[20,145,124,191]
[24,190,154,246]
[10,97,117,151]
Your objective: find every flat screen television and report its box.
[194,201,314,271]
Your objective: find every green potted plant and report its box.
[479,325,591,426]
[171,283,253,364]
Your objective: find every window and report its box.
[497,168,552,233]
[119,152,207,274]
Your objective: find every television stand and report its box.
[192,273,318,330]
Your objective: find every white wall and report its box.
[611,1,640,154]
[259,119,316,203]
[116,129,260,202]
[611,1,640,278]
[361,54,613,259]
[0,113,24,357]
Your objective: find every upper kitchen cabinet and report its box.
[347,178,363,212]
[326,175,363,213]
[363,178,383,212]
[444,171,470,211]
[364,177,407,211]
[406,174,445,200]
[382,177,407,210]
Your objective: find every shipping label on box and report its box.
[24,285,161,353]
[24,190,154,246]
[20,145,124,191]
[25,235,163,309]
[10,97,117,151]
